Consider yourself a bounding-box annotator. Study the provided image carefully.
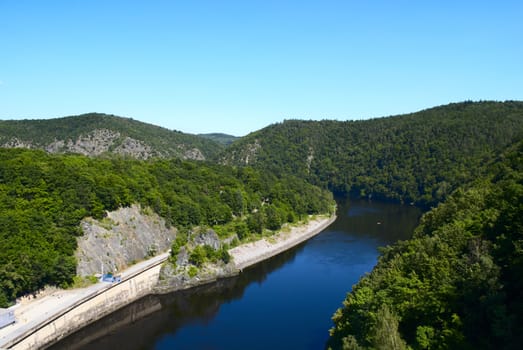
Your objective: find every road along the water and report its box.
[0,215,334,350]
[51,198,422,350]
[0,251,170,349]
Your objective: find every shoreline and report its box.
[0,214,335,349]
[229,215,337,270]
[154,214,337,294]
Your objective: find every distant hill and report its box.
[198,133,240,146]
[0,113,223,160]
[219,101,523,206]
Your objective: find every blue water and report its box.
[52,198,421,350]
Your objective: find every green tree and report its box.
[189,246,206,267]
[371,305,407,350]
[264,205,282,230]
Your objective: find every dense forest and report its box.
[327,140,523,349]
[2,101,522,349]
[198,133,240,146]
[221,101,523,207]
[0,113,223,160]
[0,149,334,307]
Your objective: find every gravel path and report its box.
[229,215,336,270]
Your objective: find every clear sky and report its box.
[1,1,522,136]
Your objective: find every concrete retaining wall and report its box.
[6,215,336,349]
[10,264,162,350]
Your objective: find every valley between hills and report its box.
[1,100,522,349]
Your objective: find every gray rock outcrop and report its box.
[192,229,221,250]
[76,204,176,276]
[155,258,238,294]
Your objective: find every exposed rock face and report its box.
[2,137,34,149]
[221,139,261,165]
[45,139,67,153]
[76,205,177,276]
[114,136,154,159]
[192,229,221,250]
[183,147,205,160]
[2,128,207,160]
[176,246,189,267]
[243,139,261,165]
[155,258,238,293]
[306,146,314,174]
[43,129,155,159]
[46,129,119,156]
[154,227,238,293]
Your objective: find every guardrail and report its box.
[2,255,168,349]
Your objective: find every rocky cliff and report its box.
[76,205,177,276]
[0,113,223,160]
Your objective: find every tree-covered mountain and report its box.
[2,99,523,347]
[220,101,523,207]
[0,113,224,160]
[327,140,523,350]
[198,133,240,146]
[0,149,334,307]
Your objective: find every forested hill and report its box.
[327,140,523,350]
[0,148,334,307]
[0,113,223,160]
[198,133,240,146]
[220,101,523,207]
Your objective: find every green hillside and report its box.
[220,101,523,207]
[0,113,224,160]
[198,133,240,146]
[0,149,334,307]
[2,101,522,348]
[327,140,523,350]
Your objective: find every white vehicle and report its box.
[0,308,15,329]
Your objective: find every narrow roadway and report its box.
[0,251,170,349]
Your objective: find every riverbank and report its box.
[154,214,337,294]
[0,214,335,349]
[230,215,337,270]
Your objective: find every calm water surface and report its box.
[52,198,421,350]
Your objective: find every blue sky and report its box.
[1,0,522,136]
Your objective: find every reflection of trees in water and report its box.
[50,246,302,350]
[50,198,421,350]
[332,197,421,243]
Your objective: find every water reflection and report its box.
[334,197,420,243]
[50,246,303,350]
[51,198,421,350]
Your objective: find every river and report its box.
[51,198,421,350]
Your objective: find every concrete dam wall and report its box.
[10,263,162,350]
[3,215,335,350]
